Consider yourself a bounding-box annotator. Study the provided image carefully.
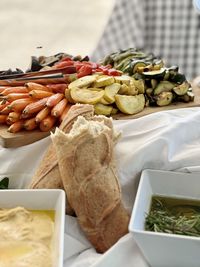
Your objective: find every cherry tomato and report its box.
[77,65,93,78]
[60,57,73,62]
[108,69,121,76]
[54,61,74,68]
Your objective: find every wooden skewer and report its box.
[0,72,76,86]
[15,73,64,81]
[0,66,76,80]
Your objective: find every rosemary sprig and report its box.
[145,198,200,237]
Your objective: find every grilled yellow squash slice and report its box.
[68,75,97,89]
[70,87,104,104]
[115,94,145,114]
[104,83,121,103]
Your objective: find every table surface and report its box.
[1,106,200,267]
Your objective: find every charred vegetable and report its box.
[173,81,190,96]
[27,53,73,72]
[100,48,194,108]
[100,48,162,76]
[156,92,173,106]
[142,68,166,79]
[154,81,175,95]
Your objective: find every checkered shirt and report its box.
[91,0,200,80]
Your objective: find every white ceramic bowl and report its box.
[0,189,65,267]
[129,169,200,267]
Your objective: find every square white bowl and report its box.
[0,189,65,267]
[129,169,200,267]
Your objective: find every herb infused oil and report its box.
[145,195,200,237]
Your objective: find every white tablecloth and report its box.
[1,107,200,267]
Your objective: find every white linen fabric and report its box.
[1,107,200,266]
[91,0,200,80]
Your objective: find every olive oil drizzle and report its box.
[145,196,200,237]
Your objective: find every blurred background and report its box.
[0,0,200,79]
[0,0,114,71]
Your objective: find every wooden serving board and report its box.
[0,126,51,148]
[0,81,200,148]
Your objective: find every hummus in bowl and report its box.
[0,207,54,267]
[0,189,65,267]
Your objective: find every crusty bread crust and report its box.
[29,104,95,214]
[51,117,130,252]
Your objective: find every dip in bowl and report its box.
[0,189,65,267]
[129,169,200,267]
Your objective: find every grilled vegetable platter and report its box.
[0,48,197,138]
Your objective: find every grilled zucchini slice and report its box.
[172,81,190,96]
[131,60,147,74]
[178,91,195,102]
[154,81,175,95]
[142,68,166,79]
[156,92,173,106]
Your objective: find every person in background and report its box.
[91,0,200,80]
